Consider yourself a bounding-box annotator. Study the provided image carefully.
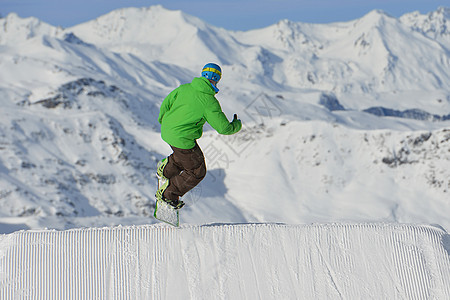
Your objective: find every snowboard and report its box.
[154,175,179,227]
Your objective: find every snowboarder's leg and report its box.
[158,156,182,179]
[156,157,182,209]
[163,143,206,201]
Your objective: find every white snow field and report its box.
[1,223,449,299]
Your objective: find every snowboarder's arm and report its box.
[204,100,242,135]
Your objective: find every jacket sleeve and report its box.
[204,98,242,135]
[158,89,177,124]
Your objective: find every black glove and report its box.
[233,114,242,131]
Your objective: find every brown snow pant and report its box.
[162,143,206,201]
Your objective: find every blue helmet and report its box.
[201,63,222,82]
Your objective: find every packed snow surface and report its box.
[1,223,449,299]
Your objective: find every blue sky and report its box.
[1,0,447,30]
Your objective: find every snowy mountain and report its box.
[400,7,450,45]
[0,5,449,233]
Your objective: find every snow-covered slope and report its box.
[1,224,449,299]
[67,6,243,68]
[206,121,450,226]
[0,6,449,233]
[400,7,450,47]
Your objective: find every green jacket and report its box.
[158,77,242,149]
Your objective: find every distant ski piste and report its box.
[1,223,449,299]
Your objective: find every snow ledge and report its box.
[1,223,449,299]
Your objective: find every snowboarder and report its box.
[156,63,242,209]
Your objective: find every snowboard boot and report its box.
[155,178,185,210]
[156,186,185,210]
[167,199,185,210]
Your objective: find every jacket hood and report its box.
[191,77,217,95]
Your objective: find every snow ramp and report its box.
[1,224,449,299]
